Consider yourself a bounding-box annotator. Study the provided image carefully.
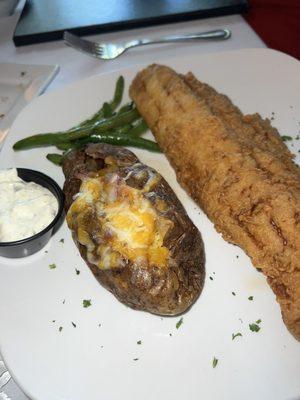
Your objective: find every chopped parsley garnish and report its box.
[75,268,80,275]
[176,317,183,329]
[59,326,63,332]
[83,299,92,308]
[49,263,56,269]
[281,135,293,141]
[256,319,262,324]
[232,291,236,296]
[248,296,254,301]
[71,322,77,328]
[212,357,218,368]
[249,323,260,332]
[59,238,64,243]
[232,332,242,340]
[137,340,142,345]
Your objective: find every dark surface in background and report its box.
[243,0,300,60]
[13,0,248,46]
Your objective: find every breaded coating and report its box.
[130,64,300,340]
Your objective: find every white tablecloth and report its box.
[0,7,265,400]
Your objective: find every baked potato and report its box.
[63,143,205,315]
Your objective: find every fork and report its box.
[64,29,231,60]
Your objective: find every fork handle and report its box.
[126,29,231,49]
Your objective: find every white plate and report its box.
[0,62,59,148]
[0,48,300,400]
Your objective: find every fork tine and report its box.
[64,31,93,52]
[94,46,104,56]
[64,31,103,58]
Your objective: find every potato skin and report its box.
[63,143,205,315]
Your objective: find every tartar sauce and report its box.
[0,168,58,242]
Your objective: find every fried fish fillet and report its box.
[130,64,300,340]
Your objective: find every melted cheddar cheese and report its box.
[67,168,172,270]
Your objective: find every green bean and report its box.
[56,125,131,151]
[67,107,139,135]
[70,108,104,132]
[114,124,132,135]
[13,108,140,150]
[117,102,134,115]
[50,131,160,166]
[102,102,113,118]
[127,119,148,137]
[56,133,160,153]
[110,76,125,110]
[56,124,133,151]
[46,153,63,165]
[70,76,124,129]
[14,129,89,150]
[56,142,73,151]
[78,133,161,152]
[56,125,132,150]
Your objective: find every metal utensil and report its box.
[64,29,231,60]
